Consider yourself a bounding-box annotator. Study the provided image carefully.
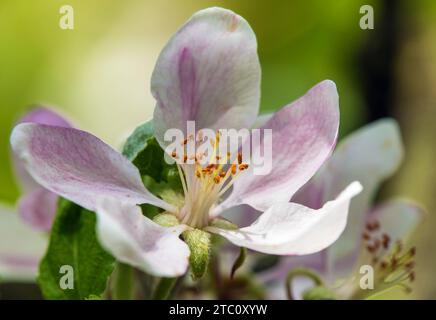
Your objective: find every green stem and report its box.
[112,263,135,300]
[286,268,324,300]
[152,277,178,300]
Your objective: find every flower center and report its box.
[339,219,417,299]
[360,220,416,293]
[171,132,249,228]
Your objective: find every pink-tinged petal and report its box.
[18,106,72,128]
[10,123,175,213]
[18,189,58,232]
[0,203,47,282]
[207,182,362,255]
[293,119,404,275]
[95,198,190,277]
[368,200,424,243]
[151,7,261,146]
[13,107,72,193]
[216,80,339,213]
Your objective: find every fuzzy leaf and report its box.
[38,199,115,299]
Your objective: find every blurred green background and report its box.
[1,0,435,299]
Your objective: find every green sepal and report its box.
[209,217,238,230]
[153,213,180,227]
[230,247,247,279]
[183,229,211,280]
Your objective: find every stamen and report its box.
[356,218,418,298]
[239,163,249,171]
[175,130,251,229]
[230,164,237,175]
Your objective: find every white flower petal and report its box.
[95,198,190,277]
[207,182,362,255]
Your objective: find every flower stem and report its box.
[286,267,324,300]
[112,263,135,300]
[152,277,178,300]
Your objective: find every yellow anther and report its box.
[230,164,237,175]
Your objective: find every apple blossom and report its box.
[10,7,362,279]
[252,119,423,299]
[0,107,71,281]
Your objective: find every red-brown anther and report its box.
[405,261,415,270]
[365,222,375,231]
[366,220,380,232]
[391,257,398,269]
[219,171,226,178]
[183,154,188,163]
[216,155,221,161]
[171,151,177,158]
[238,164,249,171]
[206,164,216,170]
[409,272,416,282]
[227,152,231,158]
[409,247,416,257]
[382,233,391,249]
[214,175,221,184]
[196,171,201,178]
[366,245,376,253]
[182,138,188,145]
[362,232,371,241]
[372,257,379,264]
[230,164,237,175]
[380,261,388,269]
[373,220,380,230]
[237,152,242,165]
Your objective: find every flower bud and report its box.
[183,229,211,280]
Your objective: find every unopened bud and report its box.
[183,229,211,280]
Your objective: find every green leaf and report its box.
[122,120,169,182]
[38,199,115,300]
[122,120,155,162]
[122,121,183,219]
